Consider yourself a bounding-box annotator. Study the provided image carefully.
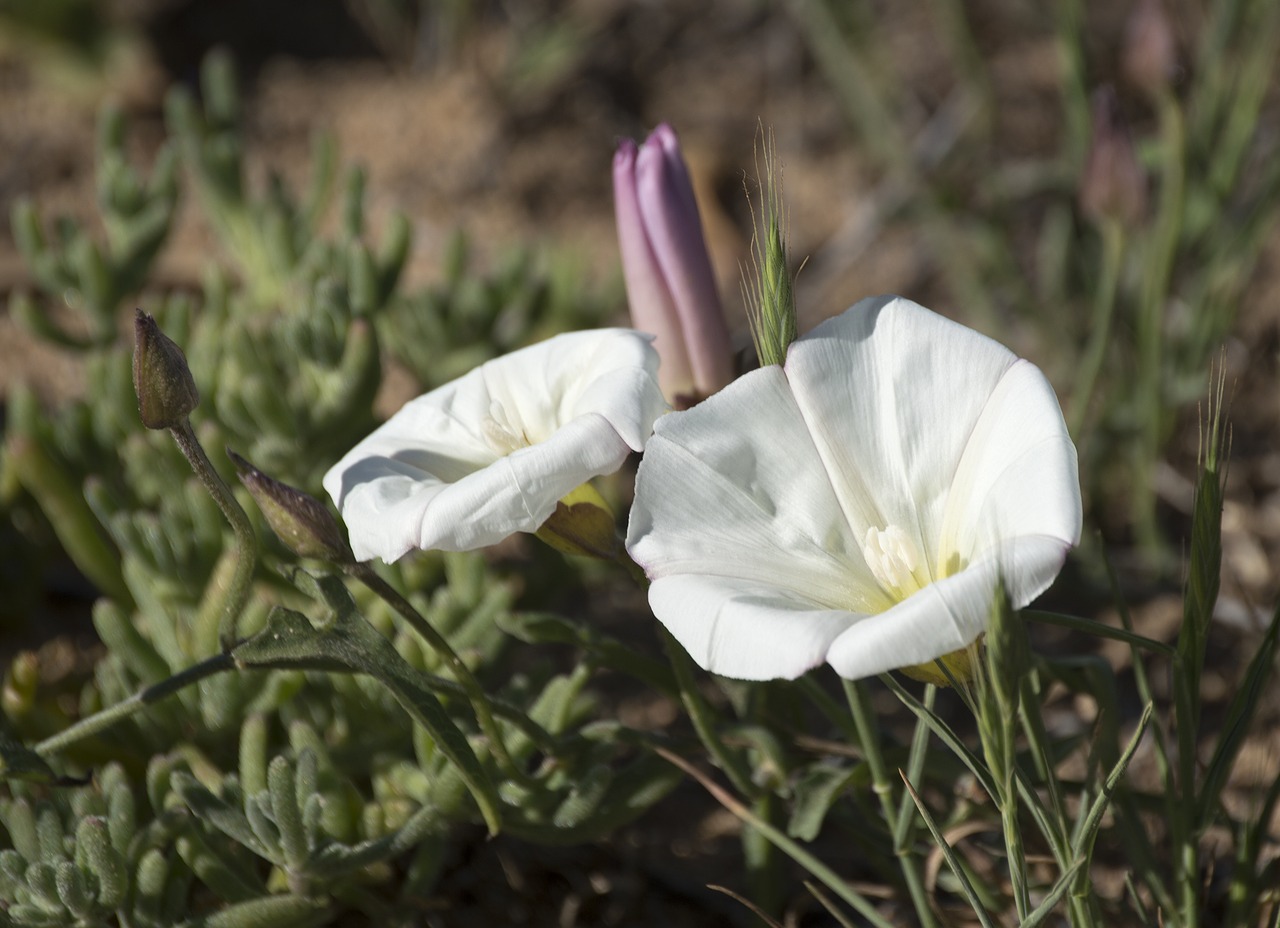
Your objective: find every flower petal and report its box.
[825,535,1073,680]
[937,358,1082,574]
[650,575,859,681]
[785,296,1019,583]
[325,329,665,561]
[627,364,885,612]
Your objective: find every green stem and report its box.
[1173,658,1201,928]
[1134,91,1186,553]
[659,627,757,799]
[169,421,258,649]
[844,679,937,928]
[1069,220,1126,438]
[349,563,532,786]
[35,654,234,756]
[618,547,756,798]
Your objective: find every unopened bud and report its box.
[1080,88,1147,229]
[1123,0,1177,97]
[229,450,354,563]
[133,308,199,429]
[614,124,734,406]
[535,482,622,561]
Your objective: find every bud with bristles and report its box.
[132,308,199,429]
[744,127,797,369]
[229,450,354,564]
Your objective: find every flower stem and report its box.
[348,563,533,787]
[1069,219,1126,438]
[1134,89,1185,553]
[169,420,258,650]
[843,679,938,928]
[35,654,235,756]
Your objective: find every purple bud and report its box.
[229,450,354,564]
[1123,0,1177,97]
[613,124,733,406]
[132,308,199,430]
[1080,88,1148,229]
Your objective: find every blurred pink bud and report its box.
[1080,88,1148,229]
[613,124,733,407]
[1124,0,1177,96]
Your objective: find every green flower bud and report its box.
[229,451,354,563]
[132,308,199,429]
[535,482,622,561]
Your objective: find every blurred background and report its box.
[1,0,1279,923]
[5,0,1279,607]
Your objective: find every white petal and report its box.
[825,535,1071,680]
[650,575,859,681]
[936,359,1082,570]
[324,329,665,561]
[785,296,1018,583]
[626,365,886,612]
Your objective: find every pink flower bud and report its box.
[1080,88,1148,229]
[1124,0,1177,97]
[613,124,733,407]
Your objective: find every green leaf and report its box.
[232,604,502,834]
[1071,704,1153,868]
[178,893,328,928]
[0,732,60,785]
[1198,601,1280,829]
[552,764,612,829]
[172,775,266,858]
[787,762,856,842]
[75,817,127,910]
[1019,857,1087,928]
[268,756,307,872]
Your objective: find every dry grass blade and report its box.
[804,880,858,928]
[654,747,896,928]
[706,884,786,928]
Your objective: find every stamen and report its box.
[861,524,925,598]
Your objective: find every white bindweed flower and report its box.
[626,295,1081,682]
[325,329,667,562]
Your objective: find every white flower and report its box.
[626,296,1081,682]
[325,329,667,562]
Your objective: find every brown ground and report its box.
[3,1,1280,925]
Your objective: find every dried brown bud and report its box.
[229,450,354,563]
[133,308,199,429]
[1123,0,1177,97]
[1080,88,1148,229]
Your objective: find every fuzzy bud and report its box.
[229,450,354,563]
[1080,88,1148,229]
[744,128,797,370]
[132,308,199,429]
